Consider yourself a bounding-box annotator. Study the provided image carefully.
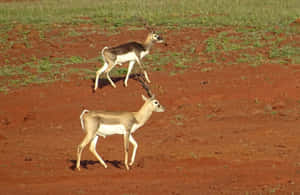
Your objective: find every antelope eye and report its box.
[154,101,158,104]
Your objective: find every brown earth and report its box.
[1,24,300,195]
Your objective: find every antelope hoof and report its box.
[77,167,81,171]
[103,164,108,168]
[125,165,130,171]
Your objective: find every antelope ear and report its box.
[141,94,148,101]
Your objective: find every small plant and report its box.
[205,37,217,53]
[174,61,188,69]
[37,57,53,73]
[201,67,213,72]
[0,86,9,94]
[171,114,184,126]
[76,188,86,195]
[207,113,216,120]
[69,56,85,64]
[189,152,198,159]
[4,59,10,64]
[240,76,247,80]
[68,29,83,37]
[110,67,128,77]
[39,30,45,40]
[169,70,177,76]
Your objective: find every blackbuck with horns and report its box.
[76,95,165,171]
[94,31,164,90]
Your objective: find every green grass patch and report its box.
[0,65,27,76]
[0,0,299,30]
[110,67,128,77]
[0,55,91,92]
[68,68,95,79]
[237,54,265,67]
[145,52,169,71]
[0,86,9,94]
[269,46,300,60]
[201,27,300,66]
[1,0,300,92]
[145,51,193,73]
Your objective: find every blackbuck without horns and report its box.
[76,95,165,171]
[94,31,164,90]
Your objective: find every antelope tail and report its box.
[101,46,109,64]
[80,109,89,130]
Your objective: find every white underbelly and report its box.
[131,123,141,133]
[96,123,141,138]
[115,52,137,64]
[140,50,148,58]
[97,124,126,137]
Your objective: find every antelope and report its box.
[94,31,164,90]
[76,95,165,171]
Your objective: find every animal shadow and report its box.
[92,73,153,97]
[92,77,125,90]
[69,159,123,170]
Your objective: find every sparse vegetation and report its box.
[269,46,300,64]
[171,114,185,126]
[0,56,91,91]
[0,0,299,93]
[0,0,299,29]
[1,1,300,193]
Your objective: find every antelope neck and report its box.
[143,36,154,51]
[134,102,153,126]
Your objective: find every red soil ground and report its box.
[1,24,300,194]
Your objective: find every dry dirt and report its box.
[1,23,300,195]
